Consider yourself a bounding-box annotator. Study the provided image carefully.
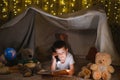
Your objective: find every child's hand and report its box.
[51,52,57,71]
[52,52,57,60]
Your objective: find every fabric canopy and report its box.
[0,7,120,65]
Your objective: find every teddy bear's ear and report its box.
[96,52,100,56]
[19,48,25,53]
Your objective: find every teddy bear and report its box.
[0,54,10,75]
[18,48,43,77]
[0,54,7,64]
[0,62,10,75]
[90,52,114,80]
[78,63,92,79]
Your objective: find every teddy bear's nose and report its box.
[29,55,32,58]
[99,60,102,64]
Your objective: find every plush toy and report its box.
[0,54,7,64]
[90,52,114,80]
[0,62,10,75]
[78,63,92,79]
[0,54,10,75]
[52,69,69,76]
[18,48,43,77]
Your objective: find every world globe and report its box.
[4,48,16,61]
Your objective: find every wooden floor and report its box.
[0,59,120,80]
[0,70,119,80]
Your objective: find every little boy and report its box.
[51,40,75,75]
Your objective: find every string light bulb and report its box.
[0,0,120,26]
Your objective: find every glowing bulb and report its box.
[3,15,7,18]
[2,8,7,12]
[109,2,111,4]
[101,1,103,3]
[17,9,21,12]
[4,1,8,6]
[72,0,76,2]
[72,10,75,12]
[60,0,65,5]
[0,4,3,6]
[71,3,75,7]
[50,4,53,7]
[115,17,118,19]
[36,0,40,4]
[51,10,54,13]
[14,6,16,8]
[53,13,56,15]
[14,11,17,14]
[108,9,110,11]
[16,1,19,3]
[25,4,27,7]
[43,6,48,11]
[46,2,49,4]
[114,7,117,9]
[86,6,89,8]
[59,13,63,15]
[62,8,67,12]
[105,5,108,7]
[82,0,87,4]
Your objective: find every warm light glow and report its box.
[3,15,7,18]
[108,9,110,11]
[72,0,76,2]
[43,5,48,11]
[0,0,120,26]
[17,9,21,12]
[86,6,89,8]
[46,2,49,4]
[3,0,8,6]
[114,7,117,9]
[66,69,70,72]
[72,10,75,12]
[2,8,7,12]
[60,0,65,5]
[105,5,108,7]
[53,13,56,15]
[71,3,75,7]
[62,8,67,12]
[50,4,53,7]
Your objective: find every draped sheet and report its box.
[0,7,120,65]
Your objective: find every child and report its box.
[55,33,73,55]
[51,40,75,75]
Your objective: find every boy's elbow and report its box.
[51,66,56,71]
[68,64,75,75]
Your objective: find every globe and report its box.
[4,48,16,61]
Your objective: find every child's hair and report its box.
[52,40,67,52]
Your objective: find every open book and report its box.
[40,69,69,76]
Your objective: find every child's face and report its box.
[56,47,68,63]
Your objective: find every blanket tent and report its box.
[0,7,120,65]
